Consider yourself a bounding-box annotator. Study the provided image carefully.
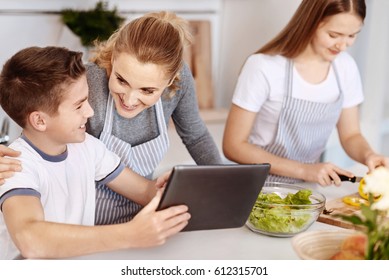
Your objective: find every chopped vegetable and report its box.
[342,195,369,207]
[358,178,381,201]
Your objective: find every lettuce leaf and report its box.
[249,189,313,234]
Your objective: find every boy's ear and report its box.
[28,111,48,131]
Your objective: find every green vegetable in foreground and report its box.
[249,189,313,233]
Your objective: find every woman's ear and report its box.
[167,74,177,87]
[28,111,48,132]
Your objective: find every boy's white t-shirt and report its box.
[0,133,124,259]
[232,52,364,147]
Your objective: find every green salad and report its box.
[248,189,313,234]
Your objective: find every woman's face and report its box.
[311,12,363,62]
[108,52,171,119]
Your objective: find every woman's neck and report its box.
[293,50,331,84]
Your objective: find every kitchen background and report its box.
[0,0,388,170]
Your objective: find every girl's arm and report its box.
[337,106,389,171]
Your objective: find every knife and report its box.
[338,175,363,183]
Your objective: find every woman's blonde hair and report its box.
[256,0,366,58]
[91,11,193,96]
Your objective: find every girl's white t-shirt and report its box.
[232,52,364,146]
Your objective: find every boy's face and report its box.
[45,75,94,146]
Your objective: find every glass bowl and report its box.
[246,182,326,237]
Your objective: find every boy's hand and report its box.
[0,145,22,185]
[155,170,172,189]
[127,189,190,247]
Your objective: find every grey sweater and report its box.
[85,62,222,174]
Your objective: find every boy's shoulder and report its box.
[71,133,111,153]
[9,133,115,163]
[3,133,120,189]
[8,137,43,163]
[68,133,120,165]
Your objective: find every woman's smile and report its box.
[118,94,139,111]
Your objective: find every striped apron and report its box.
[95,94,169,224]
[263,60,344,183]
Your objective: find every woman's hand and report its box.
[125,189,190,247]
[301,162,355,186]
[0,145,22,185]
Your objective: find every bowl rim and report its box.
[258,182,326,207]
[291,229,360,260]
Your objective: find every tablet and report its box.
[157,164,270,231]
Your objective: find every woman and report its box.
[0,11,222,225]
[223,0,388,186]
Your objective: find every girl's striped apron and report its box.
[95,94,169,224]
[263,60,344,183]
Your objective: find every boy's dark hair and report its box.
[0,46,85,128]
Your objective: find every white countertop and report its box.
[68,167,367,260]
[70,221,342,260]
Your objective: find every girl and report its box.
[223,0,388,186]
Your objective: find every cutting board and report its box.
[318,192,365,230]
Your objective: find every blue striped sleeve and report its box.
[0,188,41,211]
[96,162,125,185]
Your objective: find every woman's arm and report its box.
[337,106,389,171]
[171,63,222,164]
[223,104,354,186]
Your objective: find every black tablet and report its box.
[157,164,270,231]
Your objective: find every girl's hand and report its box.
[364,153,389,172]
[0,145,22,185]
[301,162,354,186]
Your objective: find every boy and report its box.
[0,46,190,259]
